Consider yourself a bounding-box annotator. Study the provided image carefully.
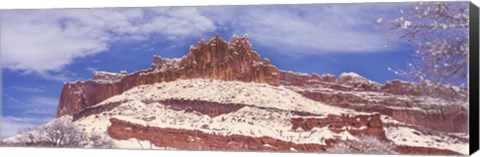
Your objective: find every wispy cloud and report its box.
[1,7,216,81]
[1,116,52,139]
[10,87,45,93]
[1,95,58,139]
[24,109,54,116]
[85,67,98,73]
[202,4,405,55]
[5,95,59,116]
[1,117,36,139]
[5,95,22,104]
[35,71,79,82]
[29,96,58,107]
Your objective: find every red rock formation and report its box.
[72,101,125,121]
[298,91,468,133]
[107,118,329,152]
[57,80,124,117]
[70,98,314,122]
[56,35,468,135]
[291,114,387,140]
[153,99,245,118]
[107,118,461,155]
[382,80,467,100]
[57,35,280,117]
[180,35,279,84]
[279,72,337,86]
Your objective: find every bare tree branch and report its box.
[379,2,469,87]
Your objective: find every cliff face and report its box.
[57,35,280,117]
[284,75,468,133]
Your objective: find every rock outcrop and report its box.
[294,82,468,133]
[291,114,387,140]
[57,35,280,117]
[107,118,461,155]
[108,118,330,152]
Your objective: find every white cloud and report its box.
[24,109,53,115]
[29,96,58,107]
[1,96,59,138]
[10,87,45,93]
[85,67,98,73]
[5,95,59,116]
[204,4,401,55]
[5,95,22,104]
[1,4,403,80]
[1,10,109,73]
[1,116,51,139]
[0,7,216,79]
[1,117,35,139]
[35,71,80,82]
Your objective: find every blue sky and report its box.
[0,3,418,139]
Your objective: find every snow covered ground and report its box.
[95,79,360,117]
[380,115,468,155]
[337,72,380,85]
[76,101,358,147]
[384,126,468,155]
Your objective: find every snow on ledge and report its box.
[339,72,363,78]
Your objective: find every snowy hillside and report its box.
[70,79,467,154]
[3,78,468,155]
[95,79,359,117]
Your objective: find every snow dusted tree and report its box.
[329,135,396,154]
[9,118,116,148]
[17,127,41,145]
[39,119,116,148]
[39,118,88,147]
[379,2,469,87]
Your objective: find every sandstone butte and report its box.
[56,34,468,133]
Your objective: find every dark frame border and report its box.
[469,1,479,155]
